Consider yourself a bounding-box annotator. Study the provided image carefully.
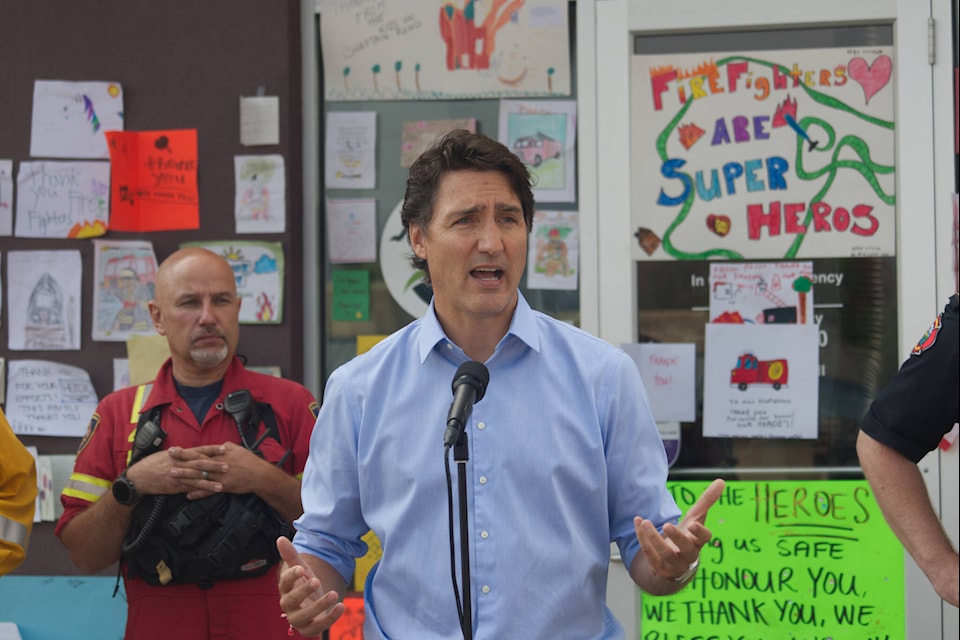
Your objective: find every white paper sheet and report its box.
[325,111,377,189]
[5,360,98,437]
[6,250,82,350]
[622,343,697,423]
[239,95,280,146]
[326,198,377,264]
[30,80,124,159]
[15,161,110,238]
[234,155,286,234]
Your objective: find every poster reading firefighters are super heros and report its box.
[630,46,895,261]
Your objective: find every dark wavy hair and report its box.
[400,129,535,284]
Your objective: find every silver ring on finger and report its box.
[202,470,210,481]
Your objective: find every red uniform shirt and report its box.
[57,357,319,640]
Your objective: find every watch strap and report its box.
[671,557,700,583]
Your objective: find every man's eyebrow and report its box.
[443,201,521,218]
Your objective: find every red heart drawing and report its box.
[706,214,731,237]
[848,55,892,105]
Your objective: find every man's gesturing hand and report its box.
[634,478,725,584]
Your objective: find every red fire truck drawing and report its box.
[731,352,789,391]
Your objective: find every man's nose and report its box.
[477,218,504,254]
[198,299,217,324]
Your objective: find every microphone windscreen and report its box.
[452,360,489,402]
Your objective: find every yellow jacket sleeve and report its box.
[1,408,38,576]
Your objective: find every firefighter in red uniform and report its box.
[57,248,319,639]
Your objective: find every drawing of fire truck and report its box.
[731,352,789,390]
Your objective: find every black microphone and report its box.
[443,361,489,448]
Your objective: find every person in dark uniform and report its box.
[857,294,959,607]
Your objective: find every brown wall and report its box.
[1,0,304,575]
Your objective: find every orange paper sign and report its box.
[106,129,199,231]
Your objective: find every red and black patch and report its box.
[76,413,101,456]
[911,313,943,356]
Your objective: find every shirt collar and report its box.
[417,292,541,364]
[144,355,247,409]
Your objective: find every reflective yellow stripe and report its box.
[126,424,139,465]
[129,383,152,423]
[130,382,153,424]
[62,473,111,503]
[129,385,146,422]
[62,487,103,502]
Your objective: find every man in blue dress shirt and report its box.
[278,130,725,639]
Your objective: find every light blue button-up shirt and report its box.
[294,294,681,639]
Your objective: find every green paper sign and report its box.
[332,270,369,322]
[640,480,905,639]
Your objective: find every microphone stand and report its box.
[453,430,473,640]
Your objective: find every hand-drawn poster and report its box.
[326,198,377,264]
[235,155,286,234]
[325,111,377,189]
[401,118,476,168]
[527,209,578,290]
[30,80,124,159]
[709,261,816,325]
[106,129,199,232]
[319,0,570,100]
[703,261,819,438]
[5,360,98,437]
[92,240,159,342]
[180,241,284,324]
[704,323,819,438]
[0,159,13,236]
[641,480,905,640]
[631,46,895,260]
[6,250,82,351]
[498,99,576,202]
[15,161,110,238]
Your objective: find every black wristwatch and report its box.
[112,470,140,506]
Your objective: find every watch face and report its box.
[113,475,137,505]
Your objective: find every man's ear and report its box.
[148,301,165,335]
[409,225,427,260]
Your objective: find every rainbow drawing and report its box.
[82,95,101,133]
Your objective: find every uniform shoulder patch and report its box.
[911,313,943,355]
[309,401,320,419]
[77,413,101,456]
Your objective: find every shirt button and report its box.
[479,476,487,485]
[477,422,486,430]
[446,343,453,350]
[481,585,490,594]
[480,530,489,539]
